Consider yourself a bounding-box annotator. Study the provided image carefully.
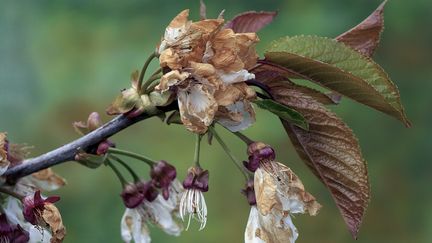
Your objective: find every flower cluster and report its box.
[243,142,321,243]
[0,132,66,243]
[155,9,258,134]
[120,160,184,243]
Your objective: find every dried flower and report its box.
[22,190,66,243]
[179,166,209,230]
[156,9,259,134]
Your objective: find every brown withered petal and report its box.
[190,62,216,78]
[335,0,387,57]
[159,48,182,70]
[266,81,370,238]
[30,168,66,191]
[210,28,244,72]
[254,167,277,216]
[42,204,66,243]
[0,132,9,175]
[225,11,277,33]
[235,33,260,69]
[157,70,190,92]
[177,84,218,134]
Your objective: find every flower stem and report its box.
[108,147,156,166]
[209,127,249,180]
[138,52,157,94]
[194,134,202,167]
[0,187,24,200]
[232,132,254,145]
[109,155,140,182]
[106,160,127,187]
[143,73,163,93]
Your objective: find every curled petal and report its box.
[157,70,190,92]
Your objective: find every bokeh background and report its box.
[1,0,431,242]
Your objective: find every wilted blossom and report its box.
[155,9,258,134]
[179,166,209,230]
[22,190,66,243]
[244,142,321,243]
[120,180,184,243]
[0,213,30,243]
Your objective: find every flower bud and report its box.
[121,183,145,209]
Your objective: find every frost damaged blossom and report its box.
[120,180,184,243]
[22,190,66,243]
[244,142,321,243]
[179,166,209,230]
[156,9,258,134]
[0,132,10,176]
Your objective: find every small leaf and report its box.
[253,99,308,130]
[225,11,277,33]
[336,0,387,57]
[264,80,370,238]
[265,35,410,127]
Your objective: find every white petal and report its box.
[120,209,151,243]
[143,195,182,236]
[244,206,266,243]
[217,70,255,84]
[179,189,207,230]
[218,101,255,132]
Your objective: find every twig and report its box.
[3,105,175,180]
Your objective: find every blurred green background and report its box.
[1,0,431,242]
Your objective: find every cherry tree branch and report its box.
[4,107,173,181]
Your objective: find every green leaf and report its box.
[264,80,370,238]
[253,99,309,130]
[265,35,410,127]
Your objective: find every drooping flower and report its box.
[244,142,321,243]
[179,166,209,230]
[156,10,259,134]
[22,190,66,243]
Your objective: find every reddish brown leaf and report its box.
[252,66,340,105]
[335,0,387,57]
[265,80,370,238]
[225,11,277,33]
